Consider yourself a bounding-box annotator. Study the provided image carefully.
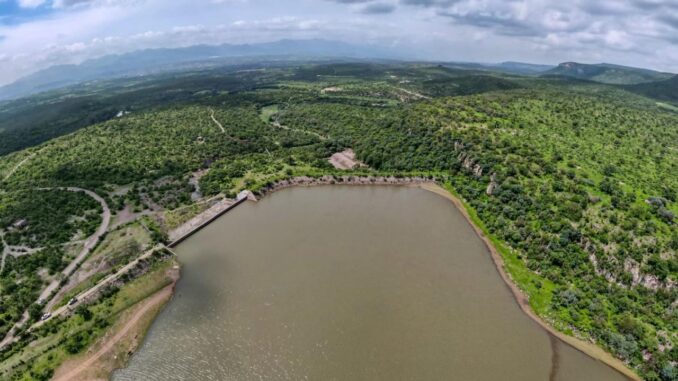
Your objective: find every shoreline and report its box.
[416,182,642,381]
[52,263,180,381]
[254,175,432,196]
[115,176,640,381]
[258,177,640,381]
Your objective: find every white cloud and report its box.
[51,0,142,9]
[0,0,675,86]
[17,0,46,8]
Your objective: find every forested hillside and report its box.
[545,62,673,85]
[625,75,678,105]
[0,63,676,380]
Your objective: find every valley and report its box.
[0,61,675,381]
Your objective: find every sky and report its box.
[0,0,676,86]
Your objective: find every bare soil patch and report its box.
[329,149,364,170]
[52,267,179,381]
[321,86,343,94]
[110,205,153,230]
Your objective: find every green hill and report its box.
[0,63,522,156]
[625,75,678,104]
[545,62,673,85]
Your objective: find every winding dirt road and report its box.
[209,108,247,144]
[209,108,226,133]
[40,188,111,307]
[0,187,111,349]
[272,120,328,140]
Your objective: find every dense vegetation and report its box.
[0,190,101,247]
[0,249,176,380]
[0,62,675,380]
[544,62,674,85]
[0,247,66,338]
[626,76,678,104]
[0,64,289,156]
[0,189,102,339]
[278,89,678,376]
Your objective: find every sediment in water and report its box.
[116,177,639,381]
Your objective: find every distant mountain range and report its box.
[0,39,674,100]
[0,39,401,101]
[495,61,556,74]
[444,61,555,75]
[544,62,674,85]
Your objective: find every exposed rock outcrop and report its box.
[486,173,498,196]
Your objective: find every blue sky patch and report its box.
[0,1,52,25]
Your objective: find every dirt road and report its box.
[209,108,226,133]
[52,283,174,381]
[41,188,111,307]
[2,154,35,182]
[394,87,431,100]
[0,242,42,274]
[0,237,7,274]
[209,108,247,144]
[36,245,163,327]
[272,120,328,140]
[0,187,111,349]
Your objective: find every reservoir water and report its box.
[113,186,631,381]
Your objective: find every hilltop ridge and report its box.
[544,62,674,84]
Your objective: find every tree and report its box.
[28,303,43,322]
[75,305,93,321]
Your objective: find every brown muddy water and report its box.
[113,186,631,381]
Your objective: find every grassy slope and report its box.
[0,256,176,380]
[442,183,556,311]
